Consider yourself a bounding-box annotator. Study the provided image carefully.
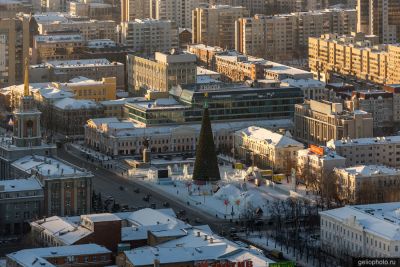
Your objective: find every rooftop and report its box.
[337,165,400,176]
[0,177,42,193]
[34,34,83,43]
[32,58,123,69]
[236,126,304,148]
[327,136,400,147]
[7,244,110,267]
[297,147,346,161]
[12,155,90,179]
[320,202,400,240]
[54,97,100,110]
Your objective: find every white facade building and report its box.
[320,202,400,258]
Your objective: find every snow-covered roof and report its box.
[297,148,346,161]
[54,97,100,110]
[0,177,42,193]
[82,213,121,222]
[132,98,188,111]
[196,75,222,84]
[336,165,400,177]
[100,97,146,106]
[123,228,273,266]
[7,244,110,267]
[12,155,90,179]
[320,202,400,241]
[30,216,92,245]
[236,126,303,148]
[127,208,187,229]
[1,83,75,100]
[34,34,83,43]
[88,117,119,127]
[327,136,400,148]
[281,78,325,88]
[45,58,122,68]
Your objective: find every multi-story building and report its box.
[281,78,326,100]
[127,52,196,93]
[11,155,93,216]
[186,44,224,69]
[36,19,117,42]
[192,5,249,49]
[308,32,394,83]
[235,9,357,61]
[0,0,33,18]
[121,0,151,22]
[327,136,400,167]
[294,100,374,145]
[357,0,400,43]
[124,82,303,126]
[320,202,400,258]
[297,145,346,186]
[29,59,125,89]
[334,165,400,204]
[0,177,43,235]
[264,0,329,14]
[120,19,178,55]
[31,34,84,64]
[85,117,292,156]
[44,0,68,12]
[214,51,313,82]
[0,16,29,87]
[69,1,114,20]
[234,126,304,173]
[152,0,203,28]
[211,0,266,16]
[6,244,112,267]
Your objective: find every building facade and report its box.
[121,0,151,22]
[120,19,178,55]
[127,52,197,93]
[192,5,249,49]
[294,100,374,145]
[234,126,304,173]
[235,9,357,61]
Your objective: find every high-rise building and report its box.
[210,0,266,16]
[152,0,204,28]
[121,0,151,22]
[357,0,400,43]
[192,5,249,49]
[235,9,357,61]
[0,16,30,88]
[120,19,178,55]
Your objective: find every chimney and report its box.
[204,235,208,241]
[209,237,213,244]
[197,231,200,237]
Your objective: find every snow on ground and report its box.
[133,164,317,220]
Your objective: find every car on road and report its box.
[194,218,202,224]
[178,210,186,216]
[162,202,170,207]
[119,186,124,191]
[134,188,140,193]
[150,203,156,209]
[143,195,150,202]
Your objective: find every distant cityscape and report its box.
[2,0,400,267]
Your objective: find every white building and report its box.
[320,202,400,258]
[152,0,202,28]
[85,118,294,157]
[334,165,400,204]
[327,136,400,167]
[234,126,304,173]
[120,19,178,55]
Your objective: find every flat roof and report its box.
[0,177,42,192]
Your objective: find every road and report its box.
[58,145,232,234]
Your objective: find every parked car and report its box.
[163,202,170,207]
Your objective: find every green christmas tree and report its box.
[192,101,221,183]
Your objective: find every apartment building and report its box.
[120,19,178,55]
[294,100,374,145]
[264,0,329,13]
[211,0,266,16]
[0,0,33,18]
[235,9,357,61]
[29,59,125,89]
[234,126,304,173]
[308,32,388,83]
[31,34,84,64]
[152,0,203,28]
[192,5,249,49]
[0,16,29,87]
[36,19,117,42]
[187,44,224,69]
[69,1,114,20]
[334,165,400,204]
[0,177,44,236]
[6,244,112,267]
[320,203,400,258]
[327,136,400,167]
[127,52,196,93]
[121,0,151,22]
[357,0,400,43]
